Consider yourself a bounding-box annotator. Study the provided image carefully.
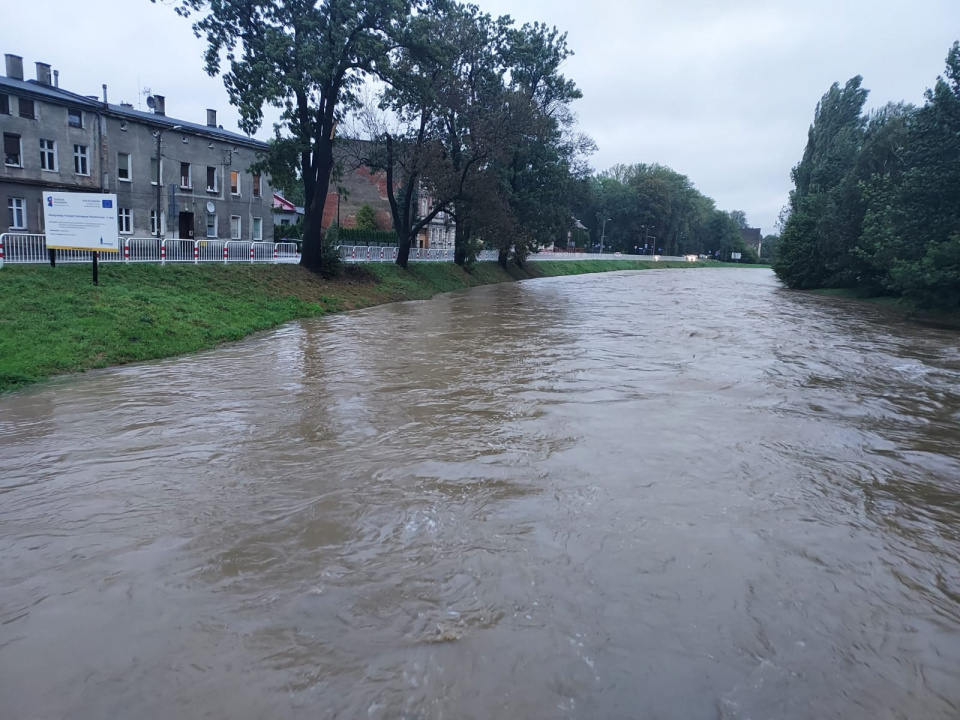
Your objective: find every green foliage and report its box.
[355,203,379,231]
[775,40,960,309]
[162,0,415,270]
[319,224,344,276]
[337,228,397,245]
[574,163,744,258]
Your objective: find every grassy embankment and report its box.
[0,259,730,393]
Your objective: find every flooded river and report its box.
[1,268,959,719]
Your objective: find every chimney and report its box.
[206,109,217,127]
[4,54,23,80]
[154,94,165,116]
[36,62,51,86]
[53,69,59,88]
[102,84,108,103]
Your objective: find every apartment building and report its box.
[1,53,272,242]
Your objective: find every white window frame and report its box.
[150,210,165,237]
[230,215,241,240]
[117,152,131,182]
[8,197,27,229]
[150,157,163,186]
[206,166,218,192]
[179,162,192,190]
[40,138,57,172]
[252,216,263,241]
[118,208,133,235]
[206,213,217,238]
[3,133,22,168]
[230,170,240,196]
[74,144,89,176]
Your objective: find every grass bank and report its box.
[0,259,728,393]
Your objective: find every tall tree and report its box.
[158,0,412,272]
[774,76,869,288]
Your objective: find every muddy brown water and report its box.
[1,268,959,719]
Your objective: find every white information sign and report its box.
[43,192,119,253]
[731,252,742,260]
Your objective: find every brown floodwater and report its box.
[1,268,959,719]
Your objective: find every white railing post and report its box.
[161,239,167,264]
[0,233,5,269]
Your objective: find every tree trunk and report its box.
[300,144,334,272]
[396,233,412,268]
[497,248,508,269]
[454,220,470,266]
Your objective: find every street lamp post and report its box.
[154,125,182,241]
[600,217,611,255]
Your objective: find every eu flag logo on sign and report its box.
[102,199,113,208]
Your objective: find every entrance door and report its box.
[179,211,195,239]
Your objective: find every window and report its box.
[150,157,162,185]
[19,98,35,119]
[117,153,131,182]
[74,144,89,175]
[68,108,83,128]
[206,166,218,192]
[118,208,132,234]
[230,170,240,195]
[40,139,57,171]
[0,94,9,115]
[230,215,241,239]
[252,174,261,198]
[252,217,263,241]
[4,133,22,167]
[180,162,191,189]
[7,197,26,229]
[150,210,165,236]
[206,213,217,238]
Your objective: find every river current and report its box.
[1,268,958,719]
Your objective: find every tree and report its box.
[774,76,869,288]
[729,210,749,229]
[774,40,960,307]
[355,203,378,230]
[158,0,413,272]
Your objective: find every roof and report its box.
[0,75,267,150]
[273,193,296,211]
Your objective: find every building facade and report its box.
[2,53,272,242]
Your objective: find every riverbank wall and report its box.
[0,259,737,392]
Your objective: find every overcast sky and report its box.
[5,0,957,232]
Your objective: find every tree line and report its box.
[159,0,761,272]
[774,41,960,309]
[570,164,768,262]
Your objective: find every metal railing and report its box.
[1,234,689,270]
[0,234,300,268]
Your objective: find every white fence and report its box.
[0,234,692,269]
[0,234,300,268]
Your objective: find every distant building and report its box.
[2,52,273,242]
[739,227,762,250]
[320,140,454,248]
[272,193,303,229]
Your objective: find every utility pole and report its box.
[600,217,611,255]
